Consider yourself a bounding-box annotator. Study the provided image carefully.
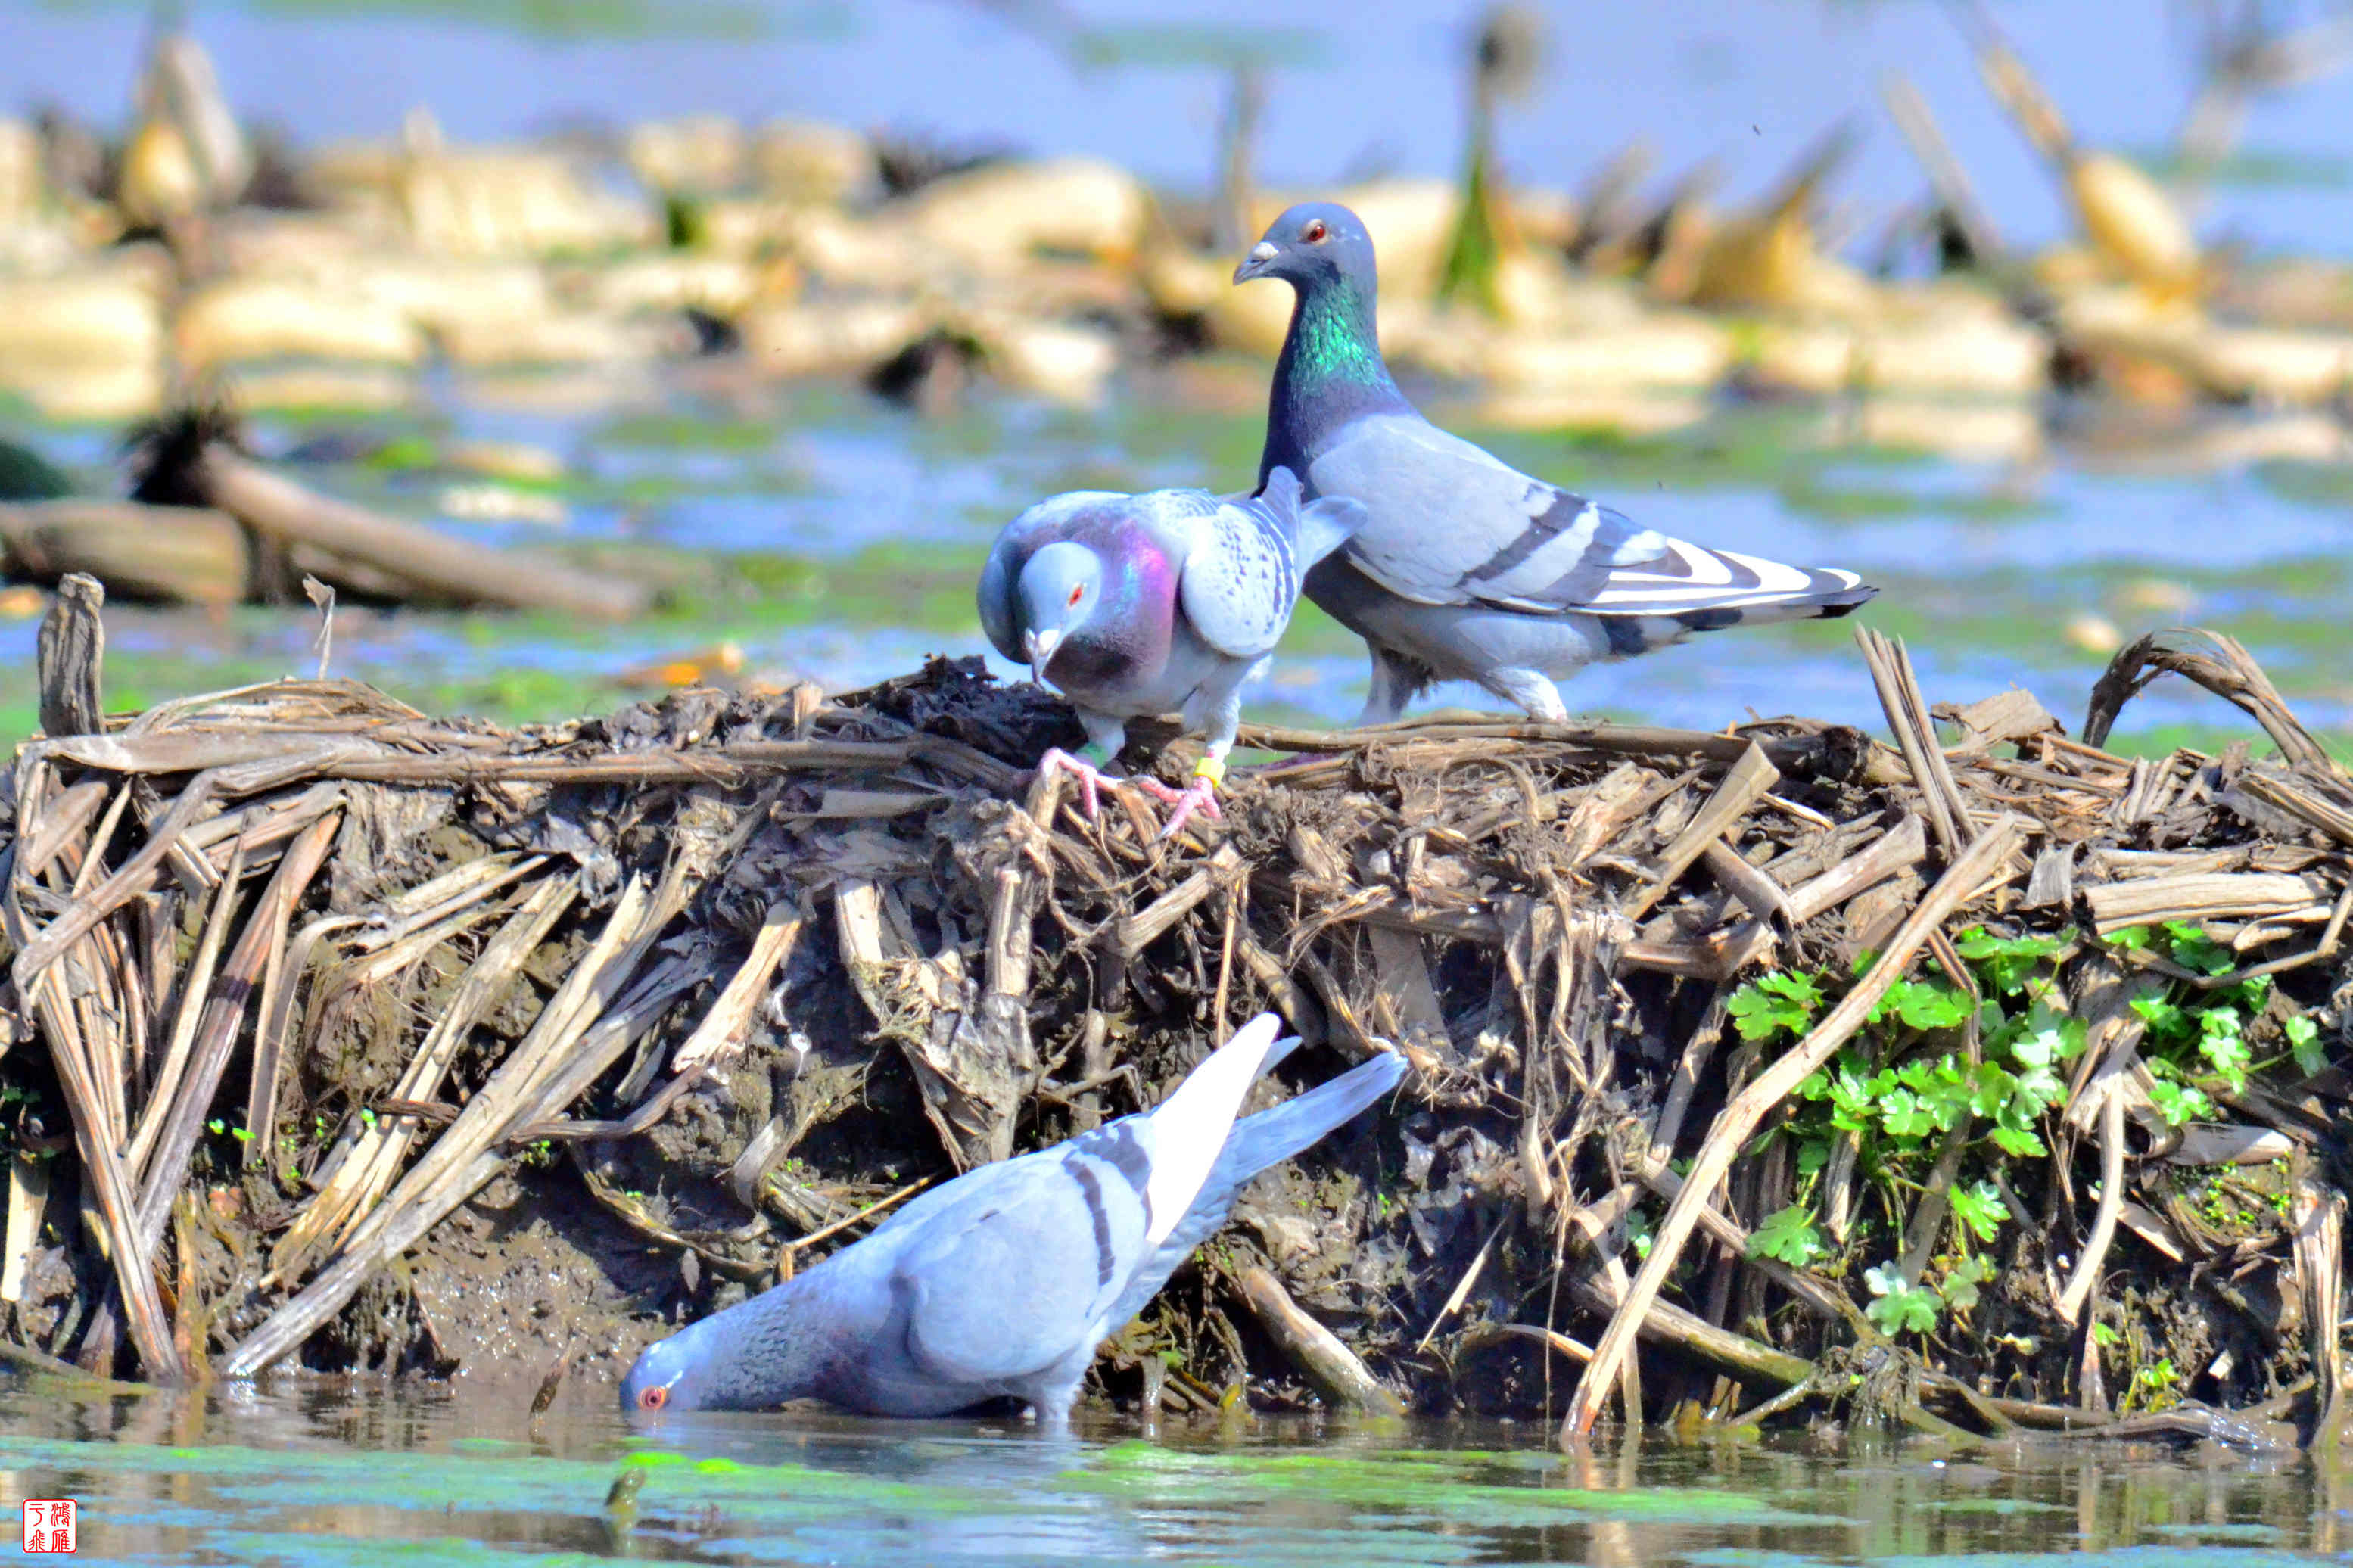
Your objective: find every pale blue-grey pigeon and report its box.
[978,469,1363,835]
[621,1015,1405,1424]
[1234,201,1877,726]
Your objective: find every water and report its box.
[2,1374,2342,1565]
[6,375,2350,751]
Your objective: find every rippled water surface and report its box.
[3,1374,2346,1565]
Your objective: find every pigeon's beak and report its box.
[1022,627,1060,684]
[1232,240,1279,284]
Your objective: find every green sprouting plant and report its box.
[1953,929,2065,996]
[2111,922,2311,1125]
[1863,1262,1941,1335]
[2146,1072,2216,1127]
[1947,1180,2009,1244]
[2128,1356,2180,1413]
[1938,1253,1995,1313]
[1867,973,1973,1032]
[1741,921,2316,1344]
[1791,994,2084,1168]
[1626,1207,1656,1262]
[1728,970,1825,1042]
[2286,1014,2326,1076]
[1748,1205,1826,1268]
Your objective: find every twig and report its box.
[36,573,105,740]
[1239,1266,1405,1415]
[669,900,806,1077]
[2055,1088,2124,1329]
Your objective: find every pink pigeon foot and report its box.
[1035,748,1116,819]
[1153,775,1224,842]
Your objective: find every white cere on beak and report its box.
[1022,627,1061,683]
[1248,241,1279,263]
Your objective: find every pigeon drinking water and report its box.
[978,470,1363,836]
[1234,201,1877,726]
[621,1015,1404,1424]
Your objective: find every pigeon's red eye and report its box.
[1303,219,1328,243]
[638,1386,668,1411]
[1067,585,1083,607]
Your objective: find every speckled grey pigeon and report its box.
[977,469,1362,834]
[621,1015,1405,1424]
[1234,201,1877,726]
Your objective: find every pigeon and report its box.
[978,470,1364,835]
[1234,201,1878,726]
[621,1015,1405,1424]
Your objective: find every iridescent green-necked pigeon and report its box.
[1234,201,1877,726]
[977,468,1362,835]
[621,1015,1404,1424]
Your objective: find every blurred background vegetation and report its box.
[0,0,2348,753]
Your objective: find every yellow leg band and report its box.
[1191,755,1227,786]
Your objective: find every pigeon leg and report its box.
[1153,753,1227,841]
[1351,646,1423,727]
[1481,667,1570,724]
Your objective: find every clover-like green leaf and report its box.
[1940,1252,1995,1312]
[2164,921,2234,978]
[1749,1205,1827,1268]
[1729,970,1825,1042]
[1872,978,1974,1031]
[1953,927,2063,994]
[1948,1179,2009,1243]
[2287,1013,2326,1078]
[1863,1262,1942,1335]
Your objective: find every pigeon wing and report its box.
[887,1135,1152,1386]
[1308,413,1866,618]
[889,1015,1293,1386]
[1172,490,1301,661]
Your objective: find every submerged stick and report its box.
[2,502,249,608]
[1561,818,2022,1442]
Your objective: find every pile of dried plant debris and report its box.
[4,573,2351,1454]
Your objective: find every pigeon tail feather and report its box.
[1210,1049,1405,1188]
[1652,579,1878,630]
[1102,1048,1407,1333]
[1138,1013,1287,1249]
